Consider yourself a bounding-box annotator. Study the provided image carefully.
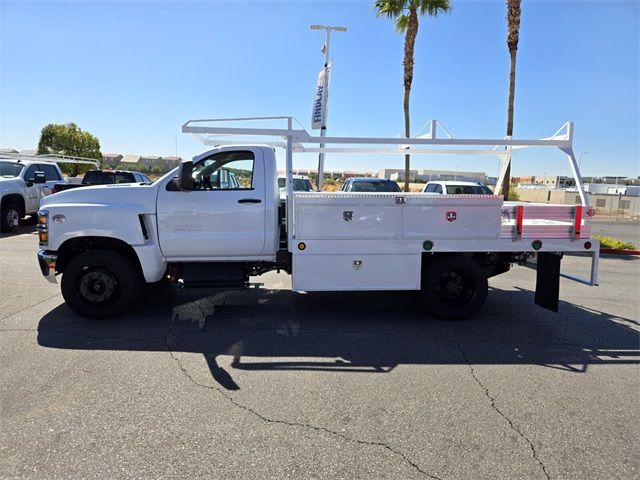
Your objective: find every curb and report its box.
[600,248,640,256]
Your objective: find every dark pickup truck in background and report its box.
[52,170,151,194]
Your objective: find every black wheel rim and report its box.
[6,208,19,227]
[435,269,476,307]
[77,268,118,304]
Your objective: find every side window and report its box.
[24,164,39,181]
[434,184,443,194]
[425,184,437,193]
[141,174,151,183]
[39,164,62,181]
[116,173,132,184]
[192,151,255,190]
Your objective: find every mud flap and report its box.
[535,252,561,312]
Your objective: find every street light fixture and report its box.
[310,24,347,191]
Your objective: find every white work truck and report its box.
[0,154,99,232]
[36,117,599,320]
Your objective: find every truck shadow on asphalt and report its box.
[0,222,37,238]
[37,284,639,390]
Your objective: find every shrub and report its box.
[593,235,636,250]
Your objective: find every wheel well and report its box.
[1,194,25,216]
[56,236,144,278]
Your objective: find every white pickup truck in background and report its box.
[36,116,600,321]
[0,154,99,232]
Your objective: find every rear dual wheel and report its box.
[421,255,488,320]
[61,250,140,319]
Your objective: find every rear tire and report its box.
[61,250,141,319]
[1,203,21,233]
[421,255,488,320]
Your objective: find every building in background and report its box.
[515,183,639,217]
[120,154,141,168]
[513,175,575,188]
[102,153,123,168]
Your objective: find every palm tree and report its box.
[501,0,521,200]
[375,0,451,192]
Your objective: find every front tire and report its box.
[1,203,21,233]
[61,250,141,318]
[421,255,488,320]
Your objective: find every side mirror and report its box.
[176,161,194,191]
[34,171,47,184]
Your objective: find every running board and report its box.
[182,262,248,288]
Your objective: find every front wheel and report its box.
[1,203,21,233]
[421,255,488,320]
[61,250,141,318]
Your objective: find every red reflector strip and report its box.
[574,206,582,239]
[515,205,524,239]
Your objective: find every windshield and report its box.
[0,161,23,178]
[445,185,493,195]
[350,180,401,192]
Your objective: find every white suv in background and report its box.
[422,181,494,195]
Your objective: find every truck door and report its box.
[38,163,62,194]
[156,148,266,259]
[22,164,42,213]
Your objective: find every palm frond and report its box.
[395,14,410,32]
[415,0,452,17]
[374,0,406,19]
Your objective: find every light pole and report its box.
[310,24,346,191]
[578,151,587,170]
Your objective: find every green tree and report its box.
[499,0,521,200]
[37,123,102,176]
[375,0,451,192]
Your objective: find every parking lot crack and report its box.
[0,293,61,322]
[163,336,444,480]
[455,342,550,480]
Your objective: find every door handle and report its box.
[238,198,262,204]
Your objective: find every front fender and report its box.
[45,203,148,250]
[45,205,167,283]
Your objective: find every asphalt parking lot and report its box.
[1,228,638,480]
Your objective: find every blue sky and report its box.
[1,0,638,178]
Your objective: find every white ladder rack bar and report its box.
[0,152,100,167]
[181,116,586,205]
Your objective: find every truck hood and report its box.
[0,176,21,187]
[40,183,159,212]
[0,177,25,196]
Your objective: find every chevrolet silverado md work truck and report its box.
[36,117,599,319]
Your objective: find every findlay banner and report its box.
[311,63,331,130]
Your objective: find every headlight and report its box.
[37,210,48,246]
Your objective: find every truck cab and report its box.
[37,146,283,317]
